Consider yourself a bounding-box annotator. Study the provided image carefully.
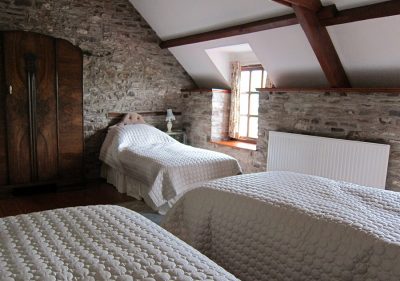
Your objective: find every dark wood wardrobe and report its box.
[0,31,84,188]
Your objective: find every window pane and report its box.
[240,71,250,92]
[239,116,248,137]
[249,94,259,115]
[250,70,262,92]
[248,117,258,139]
[262,71,268,88]
[240,93,248,115]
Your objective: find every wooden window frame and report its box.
[236,64,265,143]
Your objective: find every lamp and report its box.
[165,109,175,133]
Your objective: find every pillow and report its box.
[117,112,146,126]
[118,124,177,148]
[100,123,177,168]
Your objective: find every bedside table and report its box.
[165,131,187,144]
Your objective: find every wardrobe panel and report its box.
[1,31,84,187]
[0,34,8,185]
[3,32,32,184]
[35,35,58,181]
[56,39,84,179]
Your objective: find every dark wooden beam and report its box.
[181,88,231,94]
[160,14,298,49]
[322,0,400,26]
[272,0,292,8]
[107,111,182,119]
[257,87,400,93]
[293,5,350,87]
[273,0,321,11]
[159,1,399,49]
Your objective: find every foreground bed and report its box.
[163,171,400,281]
[100,123,241,213]
[0,205,237,281]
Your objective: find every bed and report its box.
[0,205,238,281]
[163,171,400,281]
[100,114,242,213]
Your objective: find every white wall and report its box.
[328,16,400,87]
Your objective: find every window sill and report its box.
[210,140,257,151]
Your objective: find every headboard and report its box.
[107,111,182,119]
[107,111,182,127]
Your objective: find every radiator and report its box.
[267,131,390,189]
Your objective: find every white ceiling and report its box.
[130,0,400,88]
[130,0,291,40]
[206,44,260,83]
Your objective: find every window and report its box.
[238,65,267,139]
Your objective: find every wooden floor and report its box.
[0,180,133,218]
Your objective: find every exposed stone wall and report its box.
[182,90,213,147]
[182,90,265,173]
[211,91,230,141]
[184,89,400,191]
[0,0,195,177]
[259,90,400,192]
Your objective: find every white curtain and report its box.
[229,61,241,139]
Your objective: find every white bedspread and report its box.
[163,171,400,281]
[100,124,242,211]
[0,205,238,281]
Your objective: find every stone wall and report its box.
[182,90,213,147]
[0,0,194,177]
[211,90,230,141]
[184,89,400,191]
[182,89,265,173]
[259,89,400,192]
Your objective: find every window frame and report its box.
[237,64,266,142]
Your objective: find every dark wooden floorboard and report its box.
[0,180,133,218]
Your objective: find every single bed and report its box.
[0,205,238,281]
[100,115,242,213]
[163,171,400,281]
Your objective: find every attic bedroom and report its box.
[0,0,399,280]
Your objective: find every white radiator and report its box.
[267,131,390,189]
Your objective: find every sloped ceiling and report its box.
[130,0,400,88]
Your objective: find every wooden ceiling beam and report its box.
[160,14,298,49]
[273,0,321,11]
[272,0,292,8]
[159,1,400,49]
[293,5,350,87]
[322,0,400,26]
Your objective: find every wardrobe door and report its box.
[34,35,58,182]
[56,39,84,180]
[0,34,8,185]
[3,31,58,184]
[3,32,32,184]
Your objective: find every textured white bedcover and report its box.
[163,171,400,281]
[100,124,241,211]
[0,205,238,281]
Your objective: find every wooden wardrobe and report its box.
[0,31,84,188]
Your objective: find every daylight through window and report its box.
[239,65,267,139]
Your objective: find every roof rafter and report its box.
[276,0,349,87]
[293,4,350,87]
[159,1,400,49]
[273,0,322,11]
[323,0,400,26]
[160,14,298,49]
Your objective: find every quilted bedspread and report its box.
[100,124,241,210]
[163,171,400,281]
[0,205,238,281]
